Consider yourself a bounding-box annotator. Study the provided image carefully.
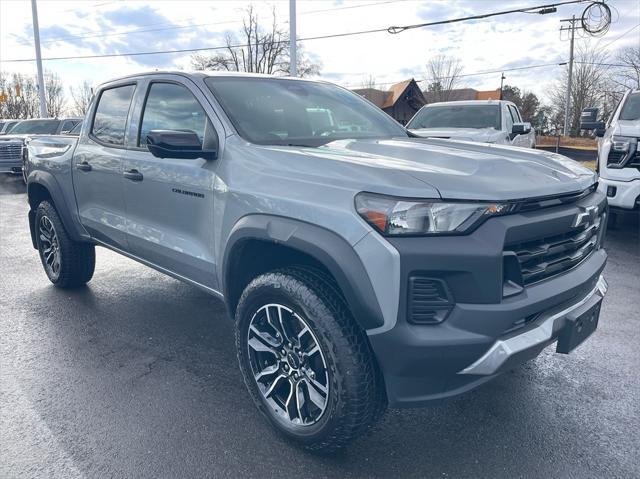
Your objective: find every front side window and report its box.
[619,92,640,121]
[508,105,521,124]
[92,84,136,145]
[408,105,501,130]
[505,106,515,131]
[205,77,407,147]
[139,82,207,146]
[9,119,61,135]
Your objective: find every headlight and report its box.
[611,135,636,153]
[355,192,516,236]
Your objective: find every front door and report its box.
[72,83,136,250]
[122,80,219,289]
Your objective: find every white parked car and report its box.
[407,100,536,148]
[581,90,640,211]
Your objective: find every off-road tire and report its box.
[235,266,386,453]
[35,201,95,288]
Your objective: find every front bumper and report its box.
[459,274,607,375]
[599,177,640,210]
[0,162,23,174]
[367,189,608,407]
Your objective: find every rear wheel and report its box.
[235,267,386,453]
[35,201,95,288]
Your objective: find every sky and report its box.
[0,0,639,104]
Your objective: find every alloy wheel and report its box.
[247,303,330,426]
[39,216,61,279]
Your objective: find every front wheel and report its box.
[35,201,96,288]
[235,267,385,453]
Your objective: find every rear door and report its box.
[72,83,136,250]
[122,76,221,290]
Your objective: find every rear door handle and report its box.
[123,169,143,182]
[76,161,92,171]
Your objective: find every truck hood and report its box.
[282,137,596,201]
[0,134,50,143]
[408,127,505,143]
[613,119,640,137]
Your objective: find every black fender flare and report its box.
[222,214,384,330]
[27,170,86,246]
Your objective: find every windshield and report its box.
[619,92,640,121]
[9,119,61,135]
[408,104,501,130]
[204,77,407,147]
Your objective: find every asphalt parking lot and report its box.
[1,174,638,479]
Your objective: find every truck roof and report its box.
[423,100,516,107]
[99,70,326,89]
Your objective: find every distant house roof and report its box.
[352,87,389,108]
[353,79,426,110]
[423,87,501,103]
[382,80,413,108]
[476,89,501,100]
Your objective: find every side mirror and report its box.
[146,129,217,161]
[512,122,531,135]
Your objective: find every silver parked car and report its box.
[408,100,536,148]
[0,117,81,176]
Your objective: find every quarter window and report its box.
[139,83,207,146]
[91,84,136,145]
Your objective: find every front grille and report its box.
[408,277,452,324]
[607,150,625,166]
[627,151,640,168]
[518,184,597,212]
[0,143,23,163]
[608,148,640,170]
[505,206,604,285]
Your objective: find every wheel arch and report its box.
[27,172,85,248]
[222,215,384,331]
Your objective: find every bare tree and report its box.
[549,42,612,135]
[44,71,65,118]
[0,72,39,119]
[613,46,640,90]
[191,5,320,77]
[424,55,463,102]
[360,75,377,90]
[70,80,94,116]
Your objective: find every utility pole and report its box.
[561,15,577,137]
[499,73,506,100]
[31,0,48,117]
[289,0,297,77]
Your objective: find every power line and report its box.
[387,0,589,33]
[3,0,595,63]
[599,23,640,50]
[342,61,627,88]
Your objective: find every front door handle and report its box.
[76,161,92,171]
[123,169,143,182]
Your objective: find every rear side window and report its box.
[139,82,207,146]
[92,84,136,145]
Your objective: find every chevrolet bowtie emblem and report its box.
[572,205,598,228]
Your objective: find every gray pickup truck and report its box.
[25,71,608,452]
